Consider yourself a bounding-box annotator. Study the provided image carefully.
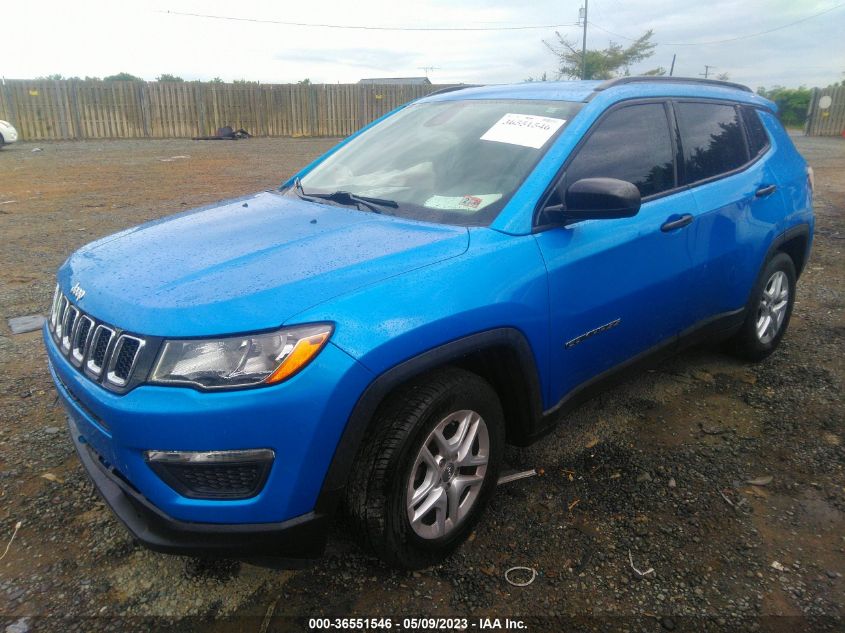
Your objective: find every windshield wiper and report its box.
[293,179,397,214]
[314,191,399,214]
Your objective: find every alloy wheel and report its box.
[406,409,489,540]
[756,270,789,344]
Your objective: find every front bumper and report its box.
[45,322,373,559]
[68,416,328,562]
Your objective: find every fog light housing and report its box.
[145,449,274,499]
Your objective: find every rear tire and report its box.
[728,252,796,361]
[345,367,504,569]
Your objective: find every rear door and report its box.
[675,101,786,321]
[534,101,699,405]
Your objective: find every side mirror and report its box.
[544,177,641,224]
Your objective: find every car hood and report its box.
[59,191,469,337]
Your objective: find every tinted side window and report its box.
[741,106,770,158]
[565,103,675,198]
[676,102,748,183]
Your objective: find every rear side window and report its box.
[676,102,748,183]
[565,103,675,198]
[741,107,770,158]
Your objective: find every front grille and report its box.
[61,306,78,352]
[114,338,140,379]
[48,284,148,392]
[88,326,114,373]
[55,297,69,339]
[106,335,144,386]
[71,316,94,364]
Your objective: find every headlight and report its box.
[150,324,332,389]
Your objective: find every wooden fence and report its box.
[805,85,845,137]
[0,80,449,141]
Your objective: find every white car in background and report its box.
[0,120,18,147]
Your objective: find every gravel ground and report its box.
[0,136,842,632]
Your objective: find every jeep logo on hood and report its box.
[70,283,86,301]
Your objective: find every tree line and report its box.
[533,29,844,128]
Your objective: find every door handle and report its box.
[661,214,693,232]
[755,184,777,197]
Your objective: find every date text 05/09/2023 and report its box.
[307,617,528,630]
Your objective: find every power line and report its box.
[157,10,579,32]
[588,2,845,46]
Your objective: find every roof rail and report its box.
[594,76,753,93]
[425,84,482,97]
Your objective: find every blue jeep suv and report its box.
[45,77,813,568]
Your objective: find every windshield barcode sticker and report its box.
[480,113,566,149]
[424,193,502,211]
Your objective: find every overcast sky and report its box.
[2,0,843,89]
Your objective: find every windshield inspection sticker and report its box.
[459,195,482,209]
[480,113,566,149]
[424,193,502,211]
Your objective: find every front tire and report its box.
[345,367,504,569]
[729,252,796,361]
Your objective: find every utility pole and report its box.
[700,65,714,79]
[418,66,440,78]
[580,0,589,80]
[669,54,676,77]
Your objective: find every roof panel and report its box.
[419,81,603,103]
[416,78,776,111]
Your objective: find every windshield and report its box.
[292,99,583,226]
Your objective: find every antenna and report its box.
[418,66,441,77]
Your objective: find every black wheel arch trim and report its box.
[767,223,812,277]
[315,328,544,515]
[739,223,810,319]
